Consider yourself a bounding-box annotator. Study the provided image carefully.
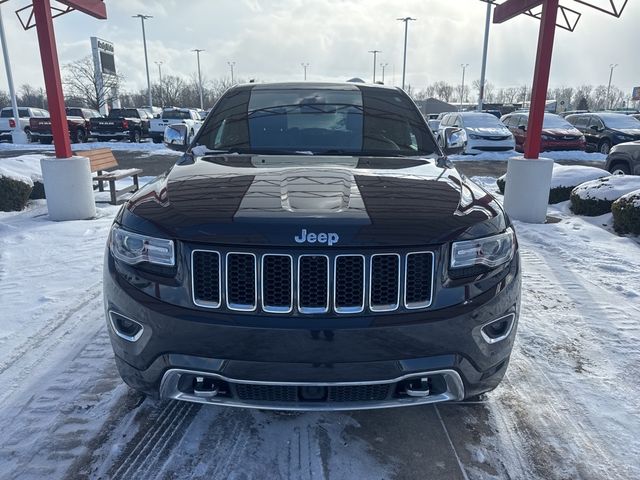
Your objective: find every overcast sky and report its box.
[0,0,637,99]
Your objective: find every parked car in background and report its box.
[29,107,102,144]
[566,112,640,154]
[0,106,49,143]
[141,106,163,117]
[500,112,585,152]
[438,111,514,154]
[605,140,640,175]
[89,108,151,142]
[149,107,203,143]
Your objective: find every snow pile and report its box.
[450,150,606,162]
[0,154,44,185]
[550,164,609,188]
[572,175,640,201]
[0,140,179,155]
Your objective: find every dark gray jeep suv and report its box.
[104,82,521,411]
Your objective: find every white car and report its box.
[438,111,515,154]
[0,106,49,143]
[150,108,203,143]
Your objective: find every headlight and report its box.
[541,135,552,140]
[451,228,515,269]
[469,134,481,140]
[109,226,175,266]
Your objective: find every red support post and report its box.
[32,0,72,159]
[524,0,560,159]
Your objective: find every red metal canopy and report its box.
[57,0,105,19]
[493,0,543,23]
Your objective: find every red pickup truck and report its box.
[29,107,103,144]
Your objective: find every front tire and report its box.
[73,129,86,144]
[24,128,32,143]
[599,140,612,154]
[130,130,141,143]
[609,162,630,175]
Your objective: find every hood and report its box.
[119,155,505,247]
[466,127,511,136]
[613,129,640,137]
[541,127,582,137]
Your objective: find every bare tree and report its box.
[18,84,46,109]
[434,81,454,102]
[63,55,122,111]
[503,87,519,104]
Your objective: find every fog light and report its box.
[480,313,515,344]
[109,311,144,342]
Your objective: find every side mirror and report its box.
[518,124,527,131]
[590,125,600,131]
[442,127,467,155]
[164,124,189,152]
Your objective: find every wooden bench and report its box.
[76,148,143,205]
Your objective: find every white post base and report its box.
[40,156,96,221]
[503,157,554,224]
[11,128,29,144]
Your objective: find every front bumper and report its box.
[104,248,521,410]
[466,137,515,154]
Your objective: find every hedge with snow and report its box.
[0,155,46,211]
[571,175,640,216]
[497,164,609,204]
[612,189,640,235]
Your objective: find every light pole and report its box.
[397,17,416,91]
[193,49,205,110]
[380,63,389,84]
[368,50,381,83]
[301,63,310,80]
[606,63,618,109]
[478,1,492,111]
[0,5,27,143]
[460,64,469,109]
[133,14,153,107]
[155,61,163,107]
[228,61,236,84]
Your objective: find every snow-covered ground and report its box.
[0,174,639,479]
[0,140,177,156]
[450,150,606,163]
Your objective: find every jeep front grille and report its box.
[191,249,434,314]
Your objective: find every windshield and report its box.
[462,113,504,128]
[600,114,640,129]
[108,109,139,118]
[543,114,574,129]
[1,108,29,118]
[162,110,192,120]
[195,86,437,156]
[66,108,83,117]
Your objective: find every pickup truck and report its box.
[149,108,202,143]
[89,108,151,142]
[29,107,102,144]
[0,106,49,143]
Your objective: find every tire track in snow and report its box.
[107,400,200,480]
[489,245,640,479]
[0,282,103,407]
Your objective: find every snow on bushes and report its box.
[0,173,33,211]
[0,154,46,210]
[612,189,640,235]
[571,175,640,216]
[497,164,609,204]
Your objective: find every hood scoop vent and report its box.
[281,171,358,213]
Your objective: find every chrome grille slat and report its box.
[404,252,435,309]
[192,250,434,314]
[226,253,257,311]
[261,254,293,313]
[298,255,330,314]
[334,255,365,314]
[192,250,221,308]
[369,254,401,312]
